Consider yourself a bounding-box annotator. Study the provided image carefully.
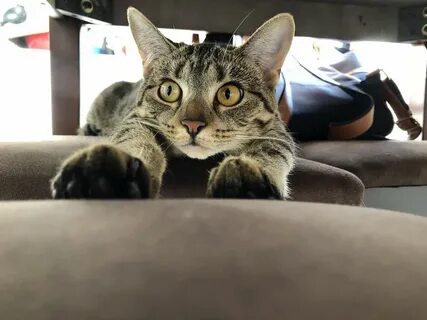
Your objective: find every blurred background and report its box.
[0,0,425,140]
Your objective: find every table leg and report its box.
[49,16,82,135]
[424,43,427,140]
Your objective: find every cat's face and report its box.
[128,8,294,159]
[137,44,278,159]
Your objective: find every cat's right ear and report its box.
[127,7,173,75]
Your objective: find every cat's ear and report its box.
[239,13,295,88]
[127,7,173,75]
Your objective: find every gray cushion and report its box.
[0,136,363,205]
[300,141,427,188]
[1,200,427,319]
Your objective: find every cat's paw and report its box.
[206,156,283,199]
[51,145,151,199]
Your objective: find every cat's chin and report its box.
[179,145,218,160]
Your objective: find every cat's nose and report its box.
[181,119,206,136]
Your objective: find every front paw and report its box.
[51,145,151,199]
[206,157,282,199]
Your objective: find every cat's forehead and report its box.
[178,43,229,61]
[173,44,229,83]
[157,43,256,87]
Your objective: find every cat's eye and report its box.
[216,84,243,107]
[158,80,181,103]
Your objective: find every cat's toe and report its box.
[207,157,282,200]
[65,178,84,198]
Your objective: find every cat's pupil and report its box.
[167,85,172,96]
[225,88,231,99]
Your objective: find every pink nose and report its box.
[181,119,206,135]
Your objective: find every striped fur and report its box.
[53,8,296,199]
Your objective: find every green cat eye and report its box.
[217,84,243,107]
[159,80,181,103]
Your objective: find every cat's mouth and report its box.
[178,139,217,159]
[185,136,204,147]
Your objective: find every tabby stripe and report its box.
[113,136,132,145]
[111,128,131,143]
[137,87,151,106]
[248,90,274,113]
[264,148,292,163]
[246,146,292,167]
[254,118,272,129]
[275,139,294,155]
[174,61,186,79]
[215,64,226,82]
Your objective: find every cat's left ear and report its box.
[239,13,295,88]
[127,7,174,75]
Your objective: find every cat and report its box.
[51,7,296,200]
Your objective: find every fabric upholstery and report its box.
[0,136,364,205]
[289,158,363,205]
[1,200,427,319]
[0,137,99,200]
[300,141,427,188]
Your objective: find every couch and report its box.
[0,136,364,205]
[1,137,427,212]
[1,137,427,319]
[1,199,427,319]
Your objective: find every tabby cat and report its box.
[51,7,296,200]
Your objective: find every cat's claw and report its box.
[206,156,283,200]
[51,145,151,199]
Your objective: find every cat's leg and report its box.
[51,117,166,199]
[207,124,295,200]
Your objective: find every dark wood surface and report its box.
[424,63,427,140]
[112,0,400,41]
[309,0,426,4]
[49,16,82,135]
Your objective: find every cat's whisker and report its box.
[151,127,163,140]
[234,135,290,144]
[230,46,247,66]
[221,9,255,64]
[161,140,175,153]
[133,120,164,143]
[135,120,161,131]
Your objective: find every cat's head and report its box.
[128,7,294,159]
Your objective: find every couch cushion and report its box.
[300,141,427,188]
[289,158,363,205]
[0,136,99,200]
[0,136,363,205]
[162,156,363,205]
[1,199,427,319]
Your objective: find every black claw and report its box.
[128,158,141,179]
[66,179,83,198]
[127,182,141,198]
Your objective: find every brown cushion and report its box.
[0,136,363,205]
[162,156,363,205]
[0,136,99,200]
[300,141,427,188]
[1,199,427,319]
[289,158,363,205]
